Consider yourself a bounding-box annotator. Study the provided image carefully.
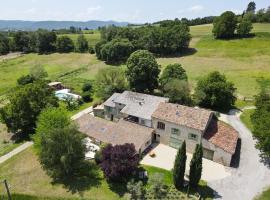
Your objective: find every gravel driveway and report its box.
[210,111,270,200]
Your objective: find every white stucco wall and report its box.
[152,117,202,153]
[202,138,232,166]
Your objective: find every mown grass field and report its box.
[0,147,211,200]
[158,23,270,98]
[58,30,101,47]
[0,23,269,98]
[0,53,110,95]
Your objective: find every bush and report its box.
[82,82,93,92]
[17,74,35,85]
[89,46,95,54]
[56,36,75,53]
[82,91,92,102]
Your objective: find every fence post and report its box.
[3,180,11,200]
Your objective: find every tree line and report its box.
[95,22,191,63]
[0,29,93,55]
[96,49,236,112]
[155,16,216,27]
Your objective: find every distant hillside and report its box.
[0,20,129,31]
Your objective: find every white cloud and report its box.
[188,5,204,12]
[23,8,37,14]
[87,5,102,14]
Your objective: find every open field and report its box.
[0,23,269,100]
[0,53,110,95]
[158,23,270,98]
[58,31,101,47]
[0,147,212,199]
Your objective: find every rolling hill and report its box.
[0,20,129,30]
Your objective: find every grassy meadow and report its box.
[158,23,270,98]
[0,147,211,200]
[0,23,269,98]
[57,30,101,47]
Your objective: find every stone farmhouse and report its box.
[76,91,239,166]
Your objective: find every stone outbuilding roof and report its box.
[203,119,239,154]
[104,91,169,120]
[152,102,213,132]
[75,114,154,151]
[103,93,121,108]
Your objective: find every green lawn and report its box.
[0,123,23,157]
[0,147,213,200]
[58,31,101,47]
[158,23,270,98]
[1,23,270,100]
[255,188,270,200]
[240,109,255,132]
[0,53,109,95]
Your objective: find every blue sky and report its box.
[1,0,269,23]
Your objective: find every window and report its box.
[106,106,112,112]
[157,122,165,130]
[169,138,183,149]
[171,128,180,138]
[188,133,198,141]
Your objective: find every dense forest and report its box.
[95,21,191,63]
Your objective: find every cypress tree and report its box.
[189,143,203,188]
[173,141,187,189]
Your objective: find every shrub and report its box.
[82,82,93,92]
[100,143,139,181]
[89,46,95,54]
[82,91,92,102]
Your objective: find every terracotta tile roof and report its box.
[75,114,154,151]
[152,102,213,131]
[203,119,239,154]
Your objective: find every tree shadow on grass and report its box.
[52,162,102,196]
[197,183,220,199]
[157,48,198,58]
[107,180,128,197]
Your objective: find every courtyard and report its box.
[141,143,232,182]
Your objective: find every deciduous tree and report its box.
[56,36,75,53]
[96,68,128,100]
[100,143,139,181]
[126,50,160,93]
[251,86,270,157]
[164,80,192,106]
[77,34,89,53]
[194,71,236,111]
[159,64,187,88]
[213,11,237,39]
[0,82,58,136]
